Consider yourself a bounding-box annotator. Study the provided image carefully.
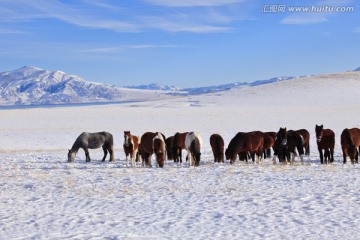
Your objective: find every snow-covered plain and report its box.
[1,71,360,239]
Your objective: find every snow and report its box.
[1,71,360,238]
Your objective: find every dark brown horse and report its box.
[185,132,203,167]
[225,131,264,164]
[210,134,224,163]
[139,132,166,168]
[263,132,276,158]
[341,128,360,164]
[173,132,188,163]
[274,128,304,164]
[295,129,310,156]
[165,136,174,160]
[315,125,335,164]
[123,131,140,167]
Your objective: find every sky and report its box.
[0,0,359,87]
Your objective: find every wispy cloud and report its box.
[355,27,360,33]
[280,15,328,25]
[0,29,29,34]
[0,0,247,33]
[144,0,243,7]
[82,44,181,53]
[280,0,355,25]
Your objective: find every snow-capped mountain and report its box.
[125,83,180,91]
[0,66,168,106]
[354,67,360,71]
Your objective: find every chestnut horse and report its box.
[225,131,264,164]
[165,136,174,160]
[295,129,310,156]
[274,128,304,164]
[185,132,203,167]
[123,131,140,167]
[315,125,335,164]
[341,128,360,164]
[139,132,166,168]
[210,134,224,163]
[263,132,276,159]
[173,132,188,163]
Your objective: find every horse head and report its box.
[153,133,166,167]
[276,128,288,146]
[67,149,76,162]
[124,131,131,146]
[315,124,324,143]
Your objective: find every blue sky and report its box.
[0,0,359,87]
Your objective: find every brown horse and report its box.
[274,128,304,164]
[295,129,310,156]
[185,132,203,167]
[173,132,188,163]
[315,125,335,164]
[165,136,174,160]
[210,134,224,163]
[123,131,140,167]
[139,132,166,168]
[225,131,264,164]
[341,128,360,164]
[263,132,276,158]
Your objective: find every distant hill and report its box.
[128,76,306,95]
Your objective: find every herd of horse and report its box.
[67,125,360,167]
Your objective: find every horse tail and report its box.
[343,128,354,145]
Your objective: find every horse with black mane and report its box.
[185,132,203,167]
[295,129,310,156]
[210,133,224,163]
[68,132,115,162]
[274,128,304,164]
[341,128,360,164]
[140,132,166,168]
[173,132,188,163]
[225,131,264,164]
[315,125,335,164]
[165,136,174,161]
[263,132,276,159]
[123,131,140,167]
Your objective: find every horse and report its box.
[295,129,310,156]
[341,128,360,164]
[225,131,264,164]
[173,132,188,163]
[263,132,276,159]
[68,132,114,162]
[210,134,224,163]
[165,136,174,160]
[185,132,203,167]
[315,125,335,164]
[226,132,246,162]
[139,132,166,168]
[274,128,304,164]
[123,131,140,167]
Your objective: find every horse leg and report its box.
[102,146,108,162]
[318,147,324,164]
[84,148,91,162]
[330,147,334,163]
[125,151,129,167]
[109,147,114,162]
[342,151,347,164]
